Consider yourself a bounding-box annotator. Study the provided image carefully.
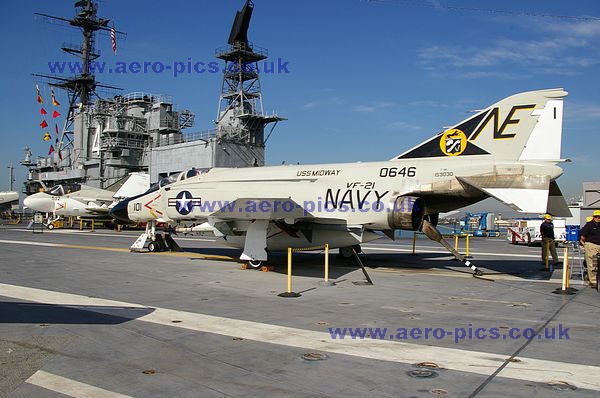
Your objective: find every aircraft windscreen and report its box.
[144,169,208,194]
[48,185,64,196]
[177,168,203,182]
[185,168,199,179]
[159,174,179,188]
[48,184,82,196]
[177,167,210,182]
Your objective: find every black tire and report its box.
[148,241,157,252]
[339,247,354,258]
[248,260,262,268]
[47,223,54,230]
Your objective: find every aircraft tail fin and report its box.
[394,88,567,161]
[108,173,151,198]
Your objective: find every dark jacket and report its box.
[580,221,600,245]
[540,220,555,239]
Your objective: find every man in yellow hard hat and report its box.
[540,214,559,266]
[580,210,600,287]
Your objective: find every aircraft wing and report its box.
[85,207,111,215]
[74,195,115,206]
[208,198,313,220]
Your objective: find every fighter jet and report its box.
[24,173,149,229]
[111,89,571,274]
[0,191,19,212]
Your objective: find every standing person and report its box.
[580,210,600,287]
[540,214,559,266]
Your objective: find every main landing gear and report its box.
[339,245,361,259]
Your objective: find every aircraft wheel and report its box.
[148,241,157,252]
[47,223,54,230]
[339,247,354,258]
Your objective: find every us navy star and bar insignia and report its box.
[168,191,202,215]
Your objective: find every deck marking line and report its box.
[0,239,232,260]
[26,370,133,398]
[0,239,61,247]
[1,282,598,391]
[10,228,217,242]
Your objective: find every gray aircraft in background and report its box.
[25,173,149,228]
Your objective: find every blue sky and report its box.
[1,0,599,205]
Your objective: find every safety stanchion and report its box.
[553,247,578,295]
[79,219,83,231]
[319,244,335,286]
[464,234,472,258]
[278,248,301,297]
[451,234,459,261]
[91,219,95,232]
[410,232,417,255]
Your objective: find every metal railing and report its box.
[101,137,147,150]
[215,42,268,58]
[122,92,173,105]
[151,130,217,148]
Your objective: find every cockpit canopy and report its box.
[144,168,211,195]
[177,167,210,182]
[47,183,82,196]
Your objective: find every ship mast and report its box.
[215,0,285,165]
[33,0,124,169]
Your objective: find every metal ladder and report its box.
[568,241,585,282]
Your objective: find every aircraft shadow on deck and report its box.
[184,247,243,259]
[179,246,559,281]
[0,301,155,325]
[359,251,557,279]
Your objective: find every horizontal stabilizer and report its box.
[478,187,549,213]
[458,175,550,213]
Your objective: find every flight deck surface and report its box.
[1,225,598,397]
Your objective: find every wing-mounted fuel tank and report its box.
[387,196,438,230]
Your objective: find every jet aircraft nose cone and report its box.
[23,193,53,213]
[109,199,130,223]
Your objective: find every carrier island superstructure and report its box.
[22,0,283,194]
